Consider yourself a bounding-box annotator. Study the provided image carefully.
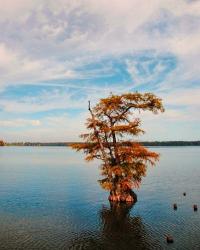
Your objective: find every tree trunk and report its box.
[108,186,137,203]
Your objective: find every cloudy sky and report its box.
[0,0,200,142]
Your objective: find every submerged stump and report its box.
[166,235,174,244]
[193,205,198,211]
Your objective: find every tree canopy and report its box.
[71,92,164,202]
[0,140,5,146]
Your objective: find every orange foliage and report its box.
[71,92,164,194]
[0,140,5,146]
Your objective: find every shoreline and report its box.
[3,141,200,147]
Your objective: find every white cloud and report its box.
[0,42,77,88]
[0,119,41,127]
[162,88,200,106]
[0,0,199,89]
[0,87,100,113]
[0,113,87,142]
[0,0,40,19]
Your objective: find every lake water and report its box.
[0,146,199,249]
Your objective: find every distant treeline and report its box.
[6,142,72,146]
[141,141,200,146]
[5,141,200,147]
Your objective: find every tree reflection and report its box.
[69,202,161,250]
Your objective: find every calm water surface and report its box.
[0,146,199,249]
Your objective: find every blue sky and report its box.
[0,0,200,142]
